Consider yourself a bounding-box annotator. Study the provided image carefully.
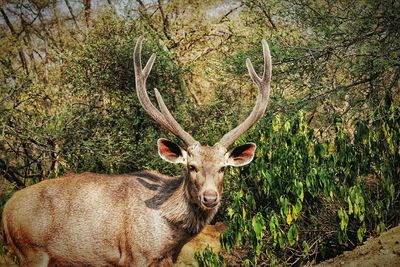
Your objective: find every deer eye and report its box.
[189,165,198,172]
[218,167,225,173]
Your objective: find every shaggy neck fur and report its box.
[160,173,218,235]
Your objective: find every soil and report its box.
[315,225,400,267]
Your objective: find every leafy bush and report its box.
[60,17,186,175]
[219,102,399,265]
[195,245,226,267]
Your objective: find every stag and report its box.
[2,36,272,267]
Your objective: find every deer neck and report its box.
[160,173,218,235]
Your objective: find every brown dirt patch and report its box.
[316,225,400,267]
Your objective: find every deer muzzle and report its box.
[201,190,219,208]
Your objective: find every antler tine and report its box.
[154,88,197,146]
[134,36,197,147]
[134,37,172,132]
[217,40,272,148]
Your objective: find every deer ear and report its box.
[226,143,256,167]
[157,138,187,164]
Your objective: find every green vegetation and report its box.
[1,0,399,265]
[221,104,399,265]
[195,245,226,267]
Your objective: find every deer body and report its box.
[3,171,216,266]
[2,36,272,267]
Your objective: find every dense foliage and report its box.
[217,102,399,266]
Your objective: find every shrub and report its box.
[218,102,399,265]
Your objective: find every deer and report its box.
[2,36,272,267]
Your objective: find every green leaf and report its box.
[357,223,366,243]
[252,213,266,240]
[302,240,310,257]
[287,224,298,246]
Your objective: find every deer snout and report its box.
[201,190,219,208]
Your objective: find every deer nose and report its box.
[202,191,218,208]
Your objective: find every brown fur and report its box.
[2,140,257,267]
[2,171,217,267]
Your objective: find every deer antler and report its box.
[134,36,197,147]
[217,40,272,148]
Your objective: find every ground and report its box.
[316,225,400,267]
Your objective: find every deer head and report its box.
[134,36,271,211]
